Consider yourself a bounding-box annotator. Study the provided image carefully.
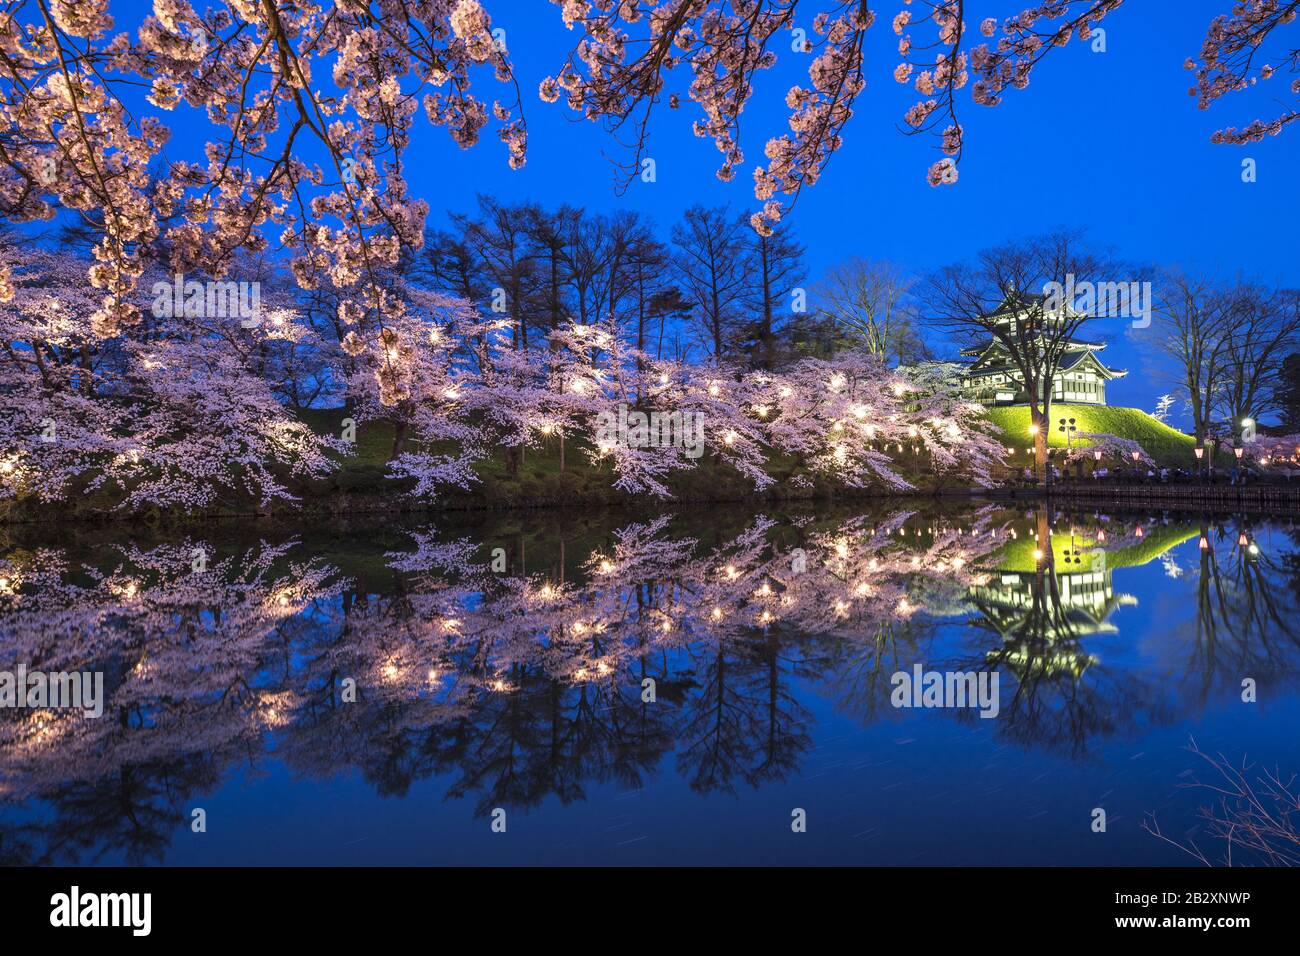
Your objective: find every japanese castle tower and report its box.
[959,289,1127,407]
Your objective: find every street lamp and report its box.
[1194,446,1205,484]
[1059,417,1079,479]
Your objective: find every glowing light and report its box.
[571,379,588,395]
[1028,424,1039,436]
[829,373,846,390]
[755,404,769,418]
[1032,549,1044,562]
[723,430,737,445]
[598,560,613,573]
[780,386,792,398]
[708,383,720,397]
[710,606,723,621]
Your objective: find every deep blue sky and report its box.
[420,1,1299,421]
[51,2,1300,424]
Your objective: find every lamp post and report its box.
[1194,446,1204,484]
[1059,417,1078,479]
[1093,449,1102,481]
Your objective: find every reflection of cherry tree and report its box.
[0,538,345,862]
[9,504,1270,859]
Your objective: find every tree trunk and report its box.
[389,420,408,461]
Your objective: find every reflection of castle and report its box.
[967,558,1137,677]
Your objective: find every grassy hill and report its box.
[983,405,1199,467]
[294,407,982,512]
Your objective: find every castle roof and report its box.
[964,346,1127,380]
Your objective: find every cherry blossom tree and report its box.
[1192,1,1300,145]
[0,0,526,334]
[0,239,342,511]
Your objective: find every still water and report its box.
[1,502,1298,866]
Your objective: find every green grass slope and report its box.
[983,405,1198,466]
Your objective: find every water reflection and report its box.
[1,504,1298,864]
